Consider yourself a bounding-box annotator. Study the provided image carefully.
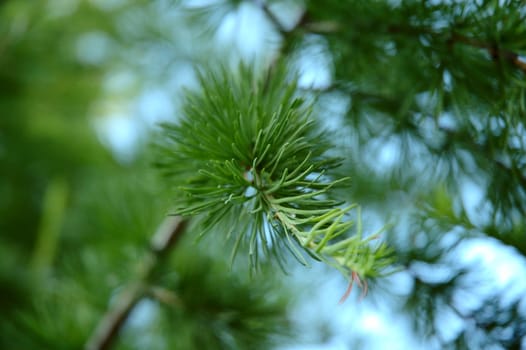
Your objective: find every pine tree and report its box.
[1,1,525,349]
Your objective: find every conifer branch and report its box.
[84,283,144,350]
[389,24,526,74]
[157,65,394,287]
[296,18,526,73]
[84,216,188,350]
[447,32,526,74]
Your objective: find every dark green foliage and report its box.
[0,4,117,344]
[134,245,291,350]
[0,2,293,349]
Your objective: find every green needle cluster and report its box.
[157,64,393,279]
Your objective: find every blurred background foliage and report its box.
[1,0,525,349]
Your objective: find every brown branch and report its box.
[84,216,188,350]
[254,0,287,36]
[387,25,526,73]
[84,283,145,350]
[254,0,310,92]
[148,286,183,308]
[386,24,526,73]
[449,33,526,73]
[294,17,526,74]
[254,0,310,54]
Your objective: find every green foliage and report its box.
[2,166,291,350]
[0,2,294,348]
[3,0,526,349]
[157,65,393,278]
[131,244,292,350]
[0,1,117,339]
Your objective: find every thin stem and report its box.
[148,286,183,308]
[253,0,287,36]
[386,24,526,73]
[297,15,526,74]
[84,216,188,350]
[31,177,68,274]
[254,0,308,78]
[447,32,526,73]
[84,283,145,350]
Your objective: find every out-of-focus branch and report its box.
[84,283,145,350]
[253,0,287,36]
[84,216,188,350]
[254,0,308,46]
[447,32,526,73]
[385,24,526,74]
[287,15,526,74]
